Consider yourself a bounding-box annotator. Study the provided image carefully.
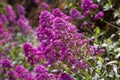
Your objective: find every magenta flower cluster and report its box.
[0,0,105,79]
[94,11,104,20]
[81,0,99,11]
[81,0,104,20]
[0,24,12,45]
[5,5,16,23]
[22,8,104,79]
[0,58,75,80]
[1,58,13,74]
[36,9,92,65]
[17,15,34,34]
[23,42,44,65]
[0,4,34,35]
[17,5,26,15]
[0,14,8,24]
[69,0,104,29]
[34,64,56,80]
[41,2,50,10]
[70,9,84,20]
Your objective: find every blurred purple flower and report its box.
[52,8,71,20]
[39,10,55,27]
[5,5,16,23]
[0,58,13,74]
[8,70,17,80]
[34,64,48,73]
[94,11,104,20]
[87,45,98,55]
[81,0,99,11]
[17,5,26,15]
[70,9,84,20]
[75,60,89,70]
[81,0,93,11]
[23,42,44,65]
[90,4,99,9]
[34,0,40,4]
[0,14,8,24]
[87,22,93,28]
[17,15,34,34]
[80,21,88,28]
[58,73,74,80]
[34,64,56,80]
[1,58,13,68]
[0,24,12,45]
[37,9,96,66]
[80,21,93,28]
[15,65,34,79]
[98,49,105,53]
[41,2,50,10]
[83,10,90,17]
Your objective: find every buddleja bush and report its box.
[1,0,119,80]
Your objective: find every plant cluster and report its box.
[0,0,120,80]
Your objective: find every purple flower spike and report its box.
[75,60,89,70]
[98,49,105,53]
[34,64,56,80]
[84,10,90,17]
[70,9,84,20]
[81,0,93,11]
[58,73,74,80]
[0,24,12,45]
[23,42,44,65]
[90,4,99,9]
[52,8,71,20]
[8,71,17,80]
[15,65,34,79]
[17,5,26,15]
[17,15,34,34]
[5,5,16,23]
[1,58,13,68]
[41,2,50,10]
[0,14,8,24]
[34,64,48,73]
[1,58,13,74]
[94,11,104,20]
[39,10,55,27]
[81,0,99,11]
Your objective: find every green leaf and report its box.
[96,69,101,75]
[62,63,70,73]
[98,56,104,63]
[95,27,100,35]
[106,38,112,44]
[116,30,120,35]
